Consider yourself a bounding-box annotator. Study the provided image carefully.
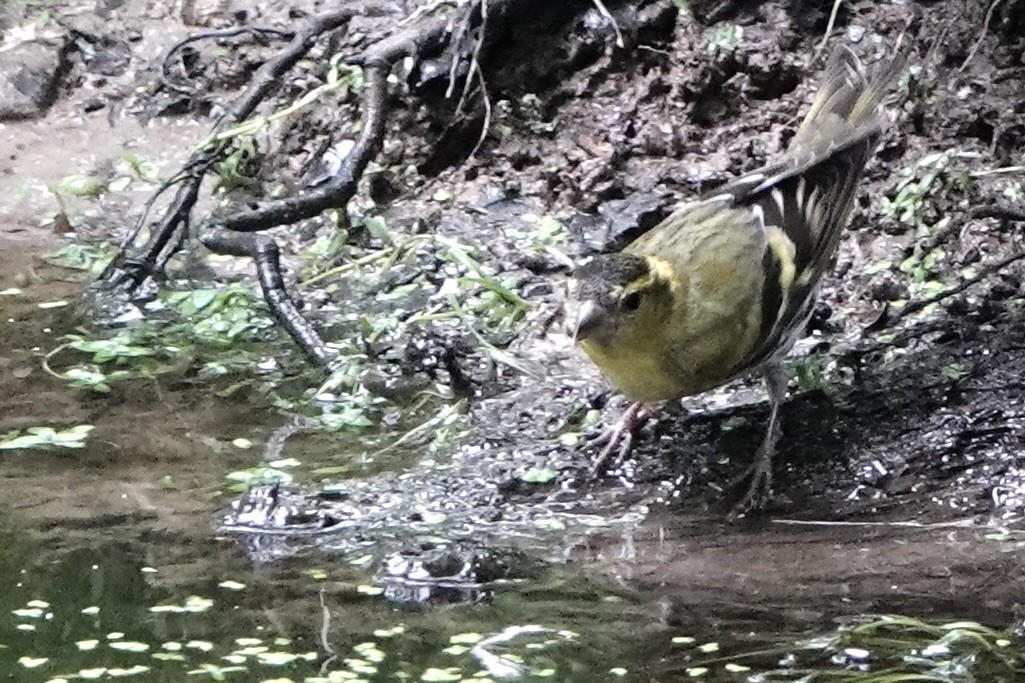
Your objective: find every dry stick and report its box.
[105,164,197,255]
[401,0,459,26]
[213,63,389,231]
[152,8,371,272]
[104,0,557,363]
[318,589,337,675]
[970,165,1025,178]
[819,0,843,49]
[461,0,494,158]
[219,5,391,141]
[123,0,546,274]
[318,590,334,656]
[774,518,977,528]
[468,69,493,159]
[859,203,1025,336]
[170,1,523,365]
[452,3,480,114]
[99,166,206,284]
[592,0,624,48]
[192,67,389,364]
[959,0,1004,72]
[445,9,473,99]
[971,205,1025,222]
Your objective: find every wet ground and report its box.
[3,0,1025,681]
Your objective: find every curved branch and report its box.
[99,3,391,289]
[215,63,389,233]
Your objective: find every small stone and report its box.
[0,39,69,120]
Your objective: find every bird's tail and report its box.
[790,46,905,154]
[754,47,905,268]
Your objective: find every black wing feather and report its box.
[719,47,902,367]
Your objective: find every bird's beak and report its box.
[571,300,603,343]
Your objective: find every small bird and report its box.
[570,47,902,513]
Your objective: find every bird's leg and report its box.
[587,401,649,477]
[731,362,787,516]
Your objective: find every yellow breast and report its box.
[579,339,688,402]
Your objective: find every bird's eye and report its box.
[621,290,642,312]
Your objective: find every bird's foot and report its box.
[586,401,649,478]
[727,455,773,519]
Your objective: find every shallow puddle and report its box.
[2,241,1023,682]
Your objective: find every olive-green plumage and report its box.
[571,47,902,511]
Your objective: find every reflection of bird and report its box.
[570,47,902,513]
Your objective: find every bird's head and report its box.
[568,253,677,351]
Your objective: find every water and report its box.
[1,245,1022,682]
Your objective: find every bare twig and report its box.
[402,0,462,26]
[469,70,493,159]
[970,165,1025,178]
[318,589,335,656]
[318,589,337,675]
[971,205,1025,222]
[210,63,389,233]
[445,8,474,99]
[819,0,843,49]
[454,0,486,117]
[460,0,493,158]
[846,202,1025,357]
[887,248,1025,325]
[99,0,561,365]
[592,0,624,48]
[100,6,384,288]
[959,0,1003,72]
[774,518,977,528]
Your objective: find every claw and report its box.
[587,401,648,477]
[728,362,787,518]
[728,456,773,519]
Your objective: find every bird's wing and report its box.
[712,48,902,368]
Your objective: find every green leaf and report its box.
[58,174,104,197]
[520,467,558,484]
[68,338,155,363]
[0,425,94,450]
